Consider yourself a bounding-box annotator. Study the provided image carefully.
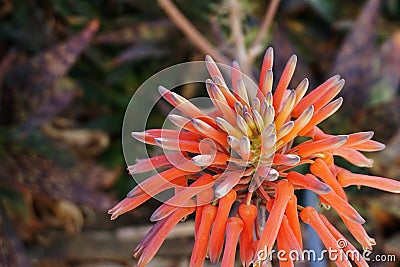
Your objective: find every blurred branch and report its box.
[248,0,281,65]
[229,0,248,73]
[210,15,227,49]
[157,0,230,65]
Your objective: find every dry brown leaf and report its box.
[41,119,110,159]
[0,150,114,210]
[1,20,99,127]
[53,200,85,234]
[331,0,381,114]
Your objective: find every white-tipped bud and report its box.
[208,80,226,103]
[236,115,252,136]
[214,170,243,198]
[242,104,249,115]
[252,110,265,133]
[262,123,275,138]
[263,105,275,125]
[328,97,343,112]
[266,168,279,181]
[234,101,243,114]
[227,135,241,149]
[265,92,273,105]
[192,118,212,135]
[216,117,242,138]
[169,91,185,105]
[251,97,260,112]
[285,90,296,109]
[168,114,190,128]
[205,79,216,94]
[240,136,251,160]
[334,79,345,91]
[192,154,213,166]
[277,154,300,166]
[213,75,228,89]
[297,105,314,128]
[205,55,227,88]
[277,121,294,140]
[208,80,237,125]
[236,78,249,104]
[131,131,146,143]
[297,98,342,137]
[255,165,271,178]
[294,78,309,106]
[345,131,374,147]
[260,100,268,118]
[261,133,276,153]
[275,90,296,128]
[298,135,348,157]
[232,60,241,71]
[158,85,169,96]
[287,54,298,72]
[154,137,165,147]
[262,70,273,95]
[169,90,207,118]
[264,47,274,66]
[243,112,256,130]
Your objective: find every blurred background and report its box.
[0,0,399,266]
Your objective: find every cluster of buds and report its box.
[109,47,400,267]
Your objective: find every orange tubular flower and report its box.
[300,206,352,267]
[285,195,302,249]
[109,47,400,266]
[208,189,237,263]
[136,204,196,267]
[310,158,347,200]
[267,199,302,267]
[256,180,294,263]
[190,204,217,267]
[319,214,369,267]
[238,203,258,267]
[221,217,244,267]
[276,216,301,267]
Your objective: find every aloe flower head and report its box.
[109,47,400,267]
